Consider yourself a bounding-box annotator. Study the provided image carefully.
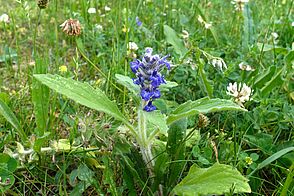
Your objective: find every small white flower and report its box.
[239,62,255,71]
[292,21,294,27]
[197,15,212,29]
[227,82,252,106]
[197,15,204,23]
[271,32,278,39]
[204,22,212,29]
[127,42,139,51]
[94,24,103,31]
[104,6,111,11]
[0,13,10,23]
[88,7,96,14]
[211,58,227,71]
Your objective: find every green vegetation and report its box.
[0,0,293,195]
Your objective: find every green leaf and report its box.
[284,50,294,66]
[253,66,276,89]
[144,110,168,135]
[242,4,255,50]
[115,74,140,95]
[34,74,132,129]
[0,153,17,192]
[33,132,51,153]
[77,164,95,182]
[260,67,284,96]
[257,43,288,54]
[70,181,91,196]
[32,58,49,136]
[199,62,213,98]
[164,25,188,57]
[0,99,27,142]
[102,157,118,196]
[166,118,187,188]
[167,98,246,125]
[249,147,294,177]
[159,81,178,92]
[173,163,251,195]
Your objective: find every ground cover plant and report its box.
[0,0,293,195]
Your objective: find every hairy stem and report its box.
[138,105,154,177]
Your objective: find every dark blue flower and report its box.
[130,60,140,73]
[130,47,171,112]
[143,101,156,112]
[136,16,142,26]
[141,89,152,101]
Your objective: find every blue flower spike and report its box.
[130,47,171,112]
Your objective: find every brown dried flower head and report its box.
[37,0,49,9]
[198,113,210,128]
[60,18,81,36]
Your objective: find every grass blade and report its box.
[0,99,27,142]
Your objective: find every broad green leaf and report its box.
[153,140,169,191]
[249,146,294,177]
[164,25,188,57]
[70,181,91,196]
[260,67,284,96]
[77,164,95,182]
[0,153,17,193]
[32,58,49,136]
[173,163,251,195]
[115,74,139,95]
[144,110,168,135]
[159,81,178,92]
[166,118,187,188]
[167,98,246,125]
[0,99,27,142]
[34,74,131,127]
[253,66,276,89]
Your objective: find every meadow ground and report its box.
[0,0,293,195]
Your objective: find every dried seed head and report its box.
[198,113,210,128]
[37,0,49,9]
[60,18,81,36]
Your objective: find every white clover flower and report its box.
[94,24,103,31]
[87,7,96,14]
[127,42,139,51]
[0,13,10,23]
[227,82,252,106]
[211,58,227,71]
[239,62,255,71]
[104,6,111,11]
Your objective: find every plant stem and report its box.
[138,104,154,177]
